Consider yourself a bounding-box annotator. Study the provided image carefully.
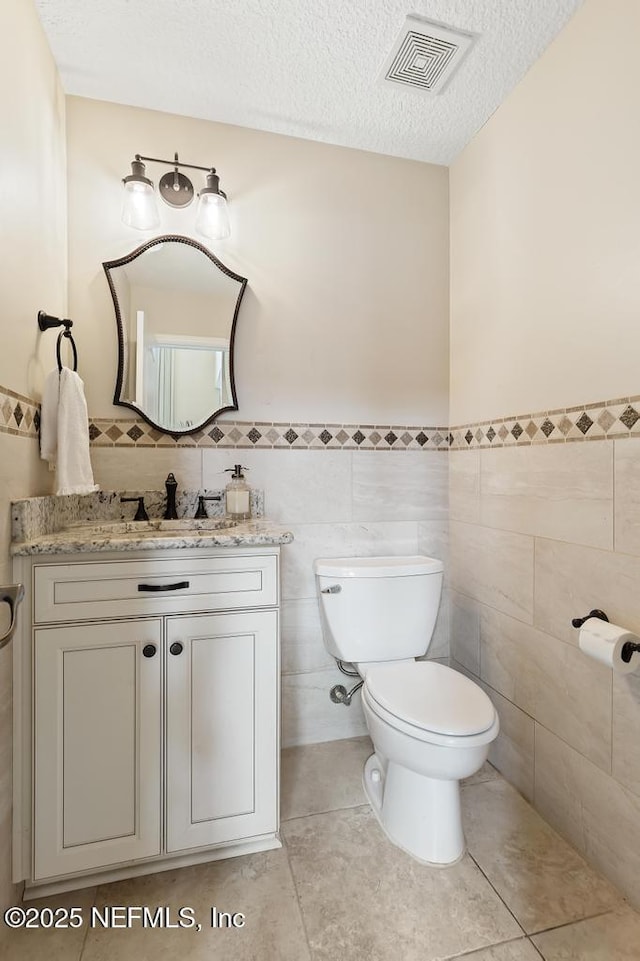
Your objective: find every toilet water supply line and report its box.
[330,660,364,706]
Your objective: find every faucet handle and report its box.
[195,494,222,519]
[164,472,179,520]
[120,496,149,522]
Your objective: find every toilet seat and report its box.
[363,661,499,748]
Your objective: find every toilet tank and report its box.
[314,555,443,663]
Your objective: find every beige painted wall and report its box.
[0,6,67,399]
[450,0,640,426]
[0,0,67,911]
[449,0,640,907]
[66,96,449,426]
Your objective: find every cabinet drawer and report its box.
[34,553,278,623]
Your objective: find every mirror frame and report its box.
[102,234,248,436]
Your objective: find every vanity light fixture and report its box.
[121,153,230,240]
[195,170,231,241]
[121,158,160,230]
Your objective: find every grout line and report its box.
[610,443,616,780]
[444,935,538,960]
[532,535,536,628]
[280,665,347,677]
[477,592,482,680]
[459,774,504,793]
[477,445,482,524]
[612,438,616,553]
[610,649,614,778]
[532,720,537,807]
[77,885,98,961]
[528,906,618,939]
[466,849,527,936]
[528,936,547,959]
[348,447,354,525]
[279,829,315,959]
[281,801,369,824]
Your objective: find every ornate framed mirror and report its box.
[103,235,247,435]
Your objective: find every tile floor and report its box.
[2,736,640,961]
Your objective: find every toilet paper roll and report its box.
[578,618,640,674]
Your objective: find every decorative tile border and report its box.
[0,382,449,451]
[0,385,40,439]
[4,379,640,453]
[450,396,640,450]
[88,418,451,451]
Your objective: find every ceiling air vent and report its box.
[381,15,476,95]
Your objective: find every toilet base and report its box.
[363,753,466,866]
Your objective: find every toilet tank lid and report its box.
[313,555,443,578]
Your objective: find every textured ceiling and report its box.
[35,0,583,165]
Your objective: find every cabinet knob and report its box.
[142,643,157,658]
[170,641,184,656]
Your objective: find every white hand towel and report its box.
[40,367,99,496]
[56,367,98,495]
[39,368,60,468]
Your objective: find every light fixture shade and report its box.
[195,171,230,240]
[122,180,161,230]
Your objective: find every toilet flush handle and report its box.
[321,584,341,594]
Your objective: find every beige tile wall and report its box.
[449,438,640,907]
[12,420,640,910]
[93,445,449,746]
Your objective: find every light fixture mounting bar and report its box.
[135,153,215,173]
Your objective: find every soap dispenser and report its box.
[224,465,251,521]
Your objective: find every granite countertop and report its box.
[11,489,293,555]
[11,520,294,556]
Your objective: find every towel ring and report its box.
[56,329,78,372]
[38,311,79,372]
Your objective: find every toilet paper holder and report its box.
[571,609,609,629]
[571,608,640,664]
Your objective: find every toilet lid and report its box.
[364,662,496,737]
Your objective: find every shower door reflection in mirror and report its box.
[103,236,247,435]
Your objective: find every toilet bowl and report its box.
[314,555,499,866]
[361,661,498,864]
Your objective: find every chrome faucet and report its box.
[164,473,178,519]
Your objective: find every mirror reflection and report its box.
[103,236,247,434]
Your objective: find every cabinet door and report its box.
[34,620,162,880]
[165,610,278,853]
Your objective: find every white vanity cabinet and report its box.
[13,546,281,894]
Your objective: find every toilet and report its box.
[314,555,499,866]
